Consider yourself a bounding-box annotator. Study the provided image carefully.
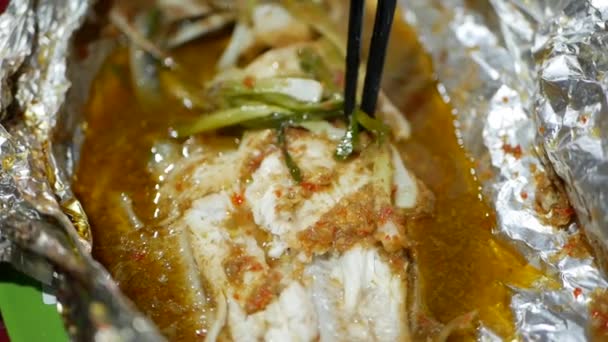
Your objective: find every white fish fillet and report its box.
[150,3,426,340]
[156,125,422,341]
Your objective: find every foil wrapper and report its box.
[0,0,607,341]
[0,1,163,341]
[534,0,608,276]
[402,0,608,340]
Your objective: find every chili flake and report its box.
[243,76,256,89]
[231,192,245,206]
[301,182,321,192]
[378,206,394,224]
[502,143,522,159]
[131,251,146,261]
[333,71,345,87]
[553,206,575,217]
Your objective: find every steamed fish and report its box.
[83,1,473,340]
[152,126,421,341]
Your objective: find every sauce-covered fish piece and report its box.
[154,121,423,339]
[127,1,425,339]
[76,1,539,340]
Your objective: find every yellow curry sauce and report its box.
[74,20,545,340]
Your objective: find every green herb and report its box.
[278,124,302,183]
[175,104,289,137]
[217,77,343,109]
[240,109,342,129]
[224,91,342,112]
[354,109,389,138]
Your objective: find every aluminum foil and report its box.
[534,0,608,277]
[1,0,607,341]
[0,1,163,341]
[401,0,608,340]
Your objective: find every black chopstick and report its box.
[344,0,365,120]
[361,0,397,115]
[344,0,397,118]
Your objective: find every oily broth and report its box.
[74,36,235,340]
[74,18,544,341]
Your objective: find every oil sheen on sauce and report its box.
[74,23,545,341]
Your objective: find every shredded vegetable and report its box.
[277,124,303,183]
[167,1,390,164]
[224,92,341,112]
[241,110,342,129]
[355,109,389,138]
[175,104,289,137]
[218,77,329,104]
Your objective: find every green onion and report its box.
[240,109,342,129]
[225,92,342,112]
[216,77,343,110]
[355,109,389,138]
[174,104,289,137]
[278,124,302,183]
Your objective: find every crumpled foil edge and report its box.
[0,1,164,341]
[0,0,606,341]
[402,0,608,340]
[534,0,608,280]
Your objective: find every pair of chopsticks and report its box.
[344,0,397,119]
